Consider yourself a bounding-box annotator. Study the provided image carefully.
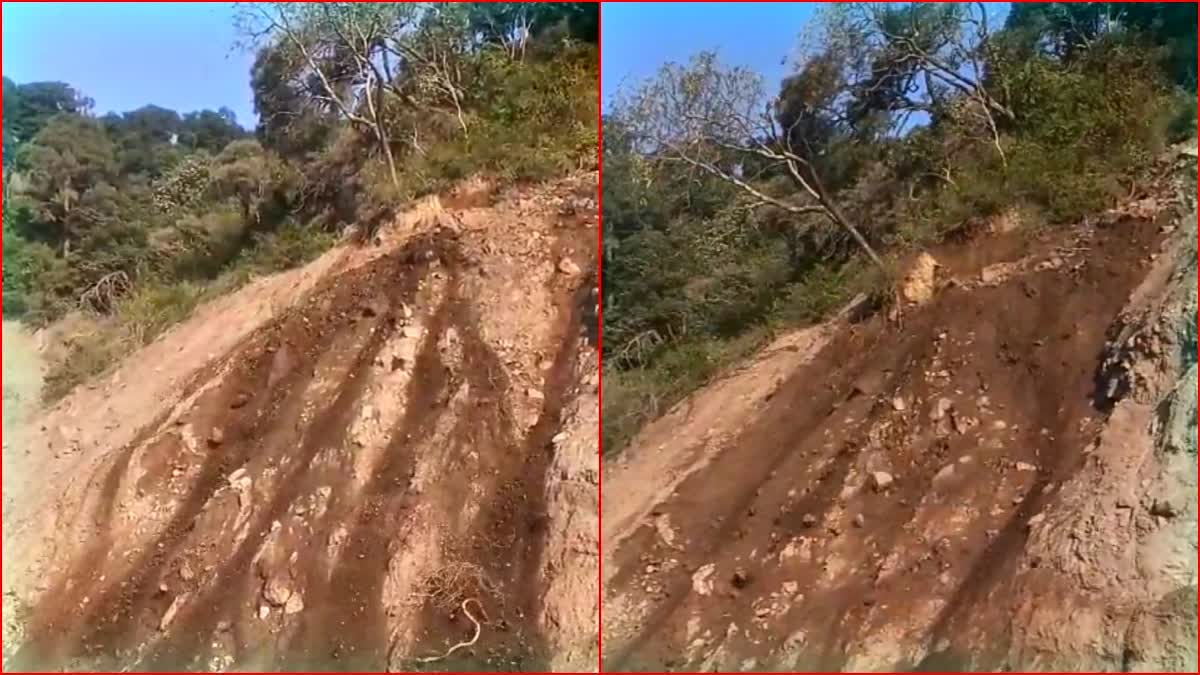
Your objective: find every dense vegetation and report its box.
[2,2,597,400]
[602,1,1197,455]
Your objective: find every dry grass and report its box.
[409,561,499,613]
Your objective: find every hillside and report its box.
[3,175,599,672]
[601,148,1196,671]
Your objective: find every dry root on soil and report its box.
[414,599,488,664]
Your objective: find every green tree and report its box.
[179,108,247,153]
[237,2,424,188]
[14,114,118,255]
[249,42,334,158]
[2,80,91,146]
[209,139,297,227]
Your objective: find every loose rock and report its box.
[871,471,894,491]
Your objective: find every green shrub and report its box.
[773,260,862,326]
[241,218,336,274]
[1167,92,1198,143]
[602,329,772,457]
[114,280,205,346]
[41,326,124,403]
[2,227,65,317]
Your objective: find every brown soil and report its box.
[603,186,1194,671]
[4,176,598,672]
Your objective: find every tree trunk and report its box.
[820,197,885,271]
[378,127,400,190]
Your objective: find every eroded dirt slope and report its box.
[603,154,1197,672]
[3,175,599,672]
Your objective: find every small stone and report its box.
[933,464,956,484]
[160,594,187,631]
[284,593,305,615]
[258,604,270,620]
[1015,462,1037,472]
[527,387,545,401]
[891,396,907,411]
[992,420,1007,430]
[951,413,978,435]
[731,568,751,589]
[784,630,808,649]
[801,513,817,528]
[263,576,293,607]
[931,398,953,422]
[1150,498,1179,519]
[557,258,582,276]
[208,427,225,446]
[852,514,865,528]
[871,471,894,492]
[230,393,251,409]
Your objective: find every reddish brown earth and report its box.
[3,176,599,672]
[602,157,1197,672]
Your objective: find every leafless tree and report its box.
[237,2,474,188]
[614,51,886,270]
[836,2,1013,163]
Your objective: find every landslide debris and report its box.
[3,175,599,672]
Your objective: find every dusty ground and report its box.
[3,175,599,672]
[602,152,1197,672]
[2,320,43,519]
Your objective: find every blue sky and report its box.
[602,2,821,108]
[601,2,1011,109]
[2,2,257,127]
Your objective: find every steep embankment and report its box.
[3,175,599,672]
[602,150,1197,672]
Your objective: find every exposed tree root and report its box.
[414,598,486,664]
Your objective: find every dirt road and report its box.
[3,320,45,662]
